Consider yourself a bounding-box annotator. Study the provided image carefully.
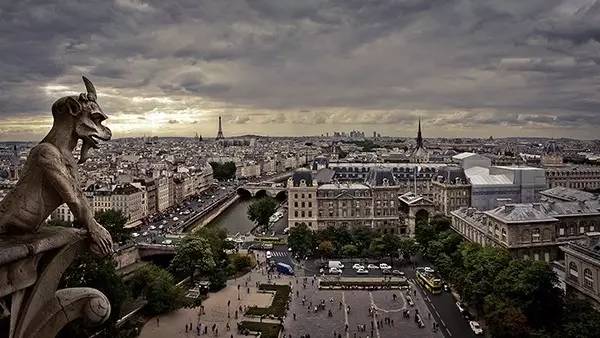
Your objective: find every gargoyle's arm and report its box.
[36,144,95,224]
[36,144,113,255]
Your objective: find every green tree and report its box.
[484,301,531,338]
[170,235,215,283]
[196,225,229,263]
[130,264,186,315]
[341,244,359,260]
[461,244,511,313]
[209,161,237,181]
[230,253,254,273]
[59,253,129,338]
[318,240,335,258]
[398,238,418,260]
[288,223,315,256]
[247,197,278,228]
[556,296,600,338]
[492,259,563,331]
[95,209,130,243]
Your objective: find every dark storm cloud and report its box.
[1,0,600,138]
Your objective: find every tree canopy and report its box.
[95,209,130,243]
[130,264,186,315]
[170,235,215,283]
[209,161,237,181]
[247,197,277,227]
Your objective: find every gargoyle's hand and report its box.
[88,221,113,257]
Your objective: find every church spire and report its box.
[416,117,423,149]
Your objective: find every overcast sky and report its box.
[1,0,600,141]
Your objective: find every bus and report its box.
[416,267,442,294]
[276,262,294,275]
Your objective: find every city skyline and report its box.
[2,0,600,141]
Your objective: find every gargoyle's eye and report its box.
[91,112,105,123]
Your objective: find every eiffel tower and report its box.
[216,116,224,140]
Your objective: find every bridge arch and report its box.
[254,189,271,198]
[237,187,252,198]
[275,190,287,201]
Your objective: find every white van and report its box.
[266,251,272,259]
[328,261,344,269]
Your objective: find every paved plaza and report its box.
[139,250,446,338]
[283,277,444,338]
[139,252,290,338]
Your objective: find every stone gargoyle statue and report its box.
[0,76,113,256]
[0,76,113,338]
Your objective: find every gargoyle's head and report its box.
[51,76,112,163]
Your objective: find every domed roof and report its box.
[292,168,313,187]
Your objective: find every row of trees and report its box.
[209,161,237,181]
[287,223,418,264]
[416,216,600,338]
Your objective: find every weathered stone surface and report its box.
[0,77,113,338]
[0,76,113,257]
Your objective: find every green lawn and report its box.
[238,321,282,338]
[245,284,290,318]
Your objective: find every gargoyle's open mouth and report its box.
[89,134,110,148]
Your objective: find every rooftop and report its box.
[540,186,597,202]
[485,203,558,223]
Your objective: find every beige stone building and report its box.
[431,166,471,216]
[545,166,600,190]
[560,233,600,308]
[451,198,600,262]
[287,168,402,233]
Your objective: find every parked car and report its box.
[392,270,405,276]
[456,302,466,314]
[266,251,272,259]
[367,264,379,269]
[329,267,343,274]
[424,266,435,273]
[379,263,391,270]
[469,321,483,335]
[382,268,392,275]
[132,232,140,238]
[443,284,450,292]
[149,225,156,230]
[356,268,369,274]
[352,264,364,270]
[406,295,414,306]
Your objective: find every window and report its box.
[308,202,312,208]
[501,228,507,243]
[294,211,298,217]
[534,253,539,261]
[584,268,594,289]
[580,226,585,234]
[544,252,550,262]
[308,210,312,217]
[559,227,565,236]
[308,193,312,198]
[532,229,540,242]
[301,193,305,198]
[294,202,298,207]
[569,262,579,281]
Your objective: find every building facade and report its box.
[431,166,471,216]
[560,233,600,308]
[287,168,403,233]
[451,198,600,262]
[545,166,600,190]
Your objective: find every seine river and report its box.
[207,197,256,234]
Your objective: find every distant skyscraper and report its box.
[216,116,224,140]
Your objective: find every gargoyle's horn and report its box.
[82,76,97,101]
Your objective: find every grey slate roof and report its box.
[291,168,313,187]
